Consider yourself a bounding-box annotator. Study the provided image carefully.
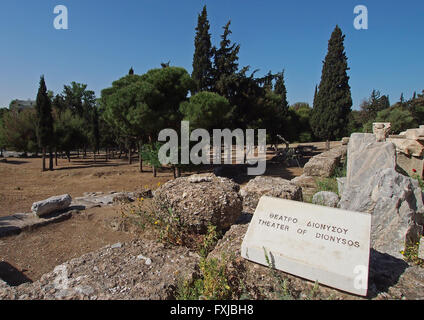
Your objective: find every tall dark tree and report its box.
[212,20,240,99]
[274,70,289,112]
[129,67,134,75]
[192,5,213,93]
[35,76,54,171]
[311,26,352,149]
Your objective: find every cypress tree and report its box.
[192,5,213,93]
[129,67,134,75]
[313,85,318,106]
[274,70,289,112]
[35,76,54,171]
[311,26,352,148]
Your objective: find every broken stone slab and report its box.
[340,168,424,259]
[403,128,424,140]
[240,176,303,214]
[312,191,339,208]
[303,156,339,178]
[387,138,424,157]
[346,133,396,189]
[0,211,73,238]
[31,194,72,217]
[74,192,132,207]
[302,146,346,178]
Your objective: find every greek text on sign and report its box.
[241,196,371,296]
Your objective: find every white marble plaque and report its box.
[241,196,372,296]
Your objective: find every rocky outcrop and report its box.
[339,134,423,256]
[153,173,242,234]
[240,176,303,214]
[0,240,199,300]
[340,168,424,259]
[31,194,72,217]
[340,133,424,258]
[312,191,339,208]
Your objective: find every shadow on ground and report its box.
[0,261,33,286]
[367,249,409,298]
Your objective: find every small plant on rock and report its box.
[401,240,423,267]
[119,197,193,247]
[410,169,424,191]
[263,247,295,300]
[198,224,220,259]
[176,256,233,300]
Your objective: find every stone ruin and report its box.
[2,127,424,300]
[387,126,424,178]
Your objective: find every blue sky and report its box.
[0,0,423,110]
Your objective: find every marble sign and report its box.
[241,196,372,296]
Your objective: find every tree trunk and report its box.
[55,149,58,167]
[42,147,46,172]
[138,142,143,172]
[153,166,157,178]
[49,149,54,171]
[176,167,181,178]
[94,150,96,163]
[66,151,71,162]
[128,148,132,165]
[105,148,108,162]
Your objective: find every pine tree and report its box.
[192,5,213,93]
[35,76,54,171]
[212,20,240,98]
[129,67,134,75]
[311,26,352,148]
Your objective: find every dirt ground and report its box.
[0,142,337,286]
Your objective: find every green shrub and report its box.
[315,177,339,195]
[176,256,234,300]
